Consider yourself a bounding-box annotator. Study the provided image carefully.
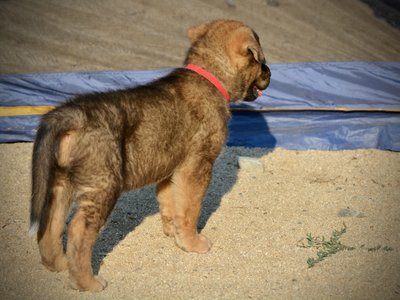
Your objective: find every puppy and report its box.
[30,19,271,292]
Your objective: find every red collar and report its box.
[185,64,230,101]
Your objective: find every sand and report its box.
[1,0,400,299]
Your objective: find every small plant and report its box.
[362,244,394,252]
[299,225,395,268]
[298,225,355,268]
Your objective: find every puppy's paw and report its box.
[54,255,68,272]
[176,233,212,254]
[42,254,68,272]
[93,276,108,291]
[69,275,107,292]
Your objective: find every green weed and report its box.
[299,225,355,268]
[362,244,394,252]
[299,225,394,268]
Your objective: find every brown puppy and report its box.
[30,19,271,292]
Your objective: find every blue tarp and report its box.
[1,62,400,150]
[233,61,400,111]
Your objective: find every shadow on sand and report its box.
[81,109,277,274]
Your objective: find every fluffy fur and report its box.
[30,19,271,292]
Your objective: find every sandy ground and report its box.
[1,0,400,299]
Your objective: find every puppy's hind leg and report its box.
[156,178,175,237]
[66,188,118,292]
[37,130,76,272]
[38,171,73,272]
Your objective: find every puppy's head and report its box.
[186,20,271,101]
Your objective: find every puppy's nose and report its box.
[262,63,271,77]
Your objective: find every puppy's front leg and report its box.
[171,159,213,253]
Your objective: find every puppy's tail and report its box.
[29,106,81,237]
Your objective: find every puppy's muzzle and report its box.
[244,63,271,102]
[258,63,271,90]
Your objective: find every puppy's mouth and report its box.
[253,84,263,98]
[243,81,269,102]
[243,64,271,102]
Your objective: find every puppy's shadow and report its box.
[88,108,276,274]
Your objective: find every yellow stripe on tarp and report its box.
[1,105,399,118]
[0,106,55,117]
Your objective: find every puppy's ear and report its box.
[231,27,265,63]
[248,45,264,63]
[187,21,212,43]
